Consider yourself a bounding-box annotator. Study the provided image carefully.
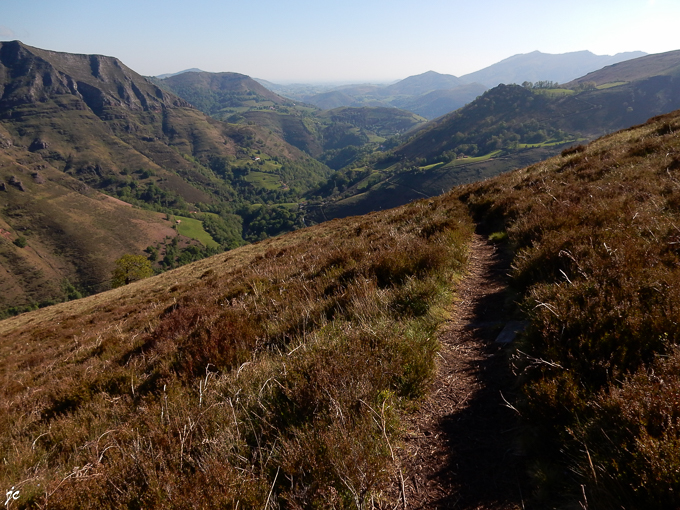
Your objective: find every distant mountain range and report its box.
[154,71,427,163]
[310,49,680,221]
[459,50,647,88]
[244,51,646,120]
[261,71,486,120]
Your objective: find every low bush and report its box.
[457,111,680,508]
[0,192,473,508]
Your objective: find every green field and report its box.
[596,81,628,89]
[420,162,445,171]
[517,139,581,149]
[243,170,284,190]
[356,171,384,191]
[533,88,576,97]
[440,150,502,168]
[175,216,219,248]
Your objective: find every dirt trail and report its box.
[393,233,526,509]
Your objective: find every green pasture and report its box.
[175,216,219,248]
[356,171,384,191]
[367,133,386,143]
[517,139,580,149]
[243,171,284,190]
[533,88,575,97]
[596,81,628,89]
[440,150,502,168]
[421,162,445,171]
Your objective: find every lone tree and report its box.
[111,254,153,288]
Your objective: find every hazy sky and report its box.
[1,0,679,83]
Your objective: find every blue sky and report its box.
[1,0,679,82]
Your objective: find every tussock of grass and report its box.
[457,111,680,508]
[0,194,473,508]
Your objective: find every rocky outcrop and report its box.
[29,138,49,151]
[8,175,25,191]
[0,41,192,113]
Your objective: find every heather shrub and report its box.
[457,112,680,507]
[0,193,473,508]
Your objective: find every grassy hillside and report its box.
[4,94,680,507]
[159,71,429,165]
[454,109,680,508]
[312,52,680,222]
[381,70,465,96]
[0,191,474,508]
[0,139,178,314]
[0,42,333,314]
[155,71,290,116]
[314,145,566,221]
[565,49,680,87]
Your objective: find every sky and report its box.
[1,0,679,83]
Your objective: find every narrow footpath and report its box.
[393,234,527,509]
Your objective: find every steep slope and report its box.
[565,48,680,87]
[310,49,680,221]
[0,41,331,313]
[452,108,680,509]
[0,188,474,508]
[460,49,647,88]
[0,143,176,313]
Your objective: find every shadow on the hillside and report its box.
[432,242,528,509]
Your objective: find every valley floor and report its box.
[392,234,526,509]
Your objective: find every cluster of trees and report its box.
[144,235,220,272]
[238,205,304,242]
[313,167,372,197]
[521,80,562,89]
[573,81,598,92]
[319,145,370,170]
[201,213,244,250]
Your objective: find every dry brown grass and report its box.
[0,193,473,508]
[456,111,680,508]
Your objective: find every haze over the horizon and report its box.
[1,0,678,83]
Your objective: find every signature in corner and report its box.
[4,487,19,507]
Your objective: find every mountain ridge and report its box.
[459,49,647,87]
[0,41,331,313]
[564,48,680,86]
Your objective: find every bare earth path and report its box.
[393,234,526,509]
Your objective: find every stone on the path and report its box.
[495,321,528,343]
